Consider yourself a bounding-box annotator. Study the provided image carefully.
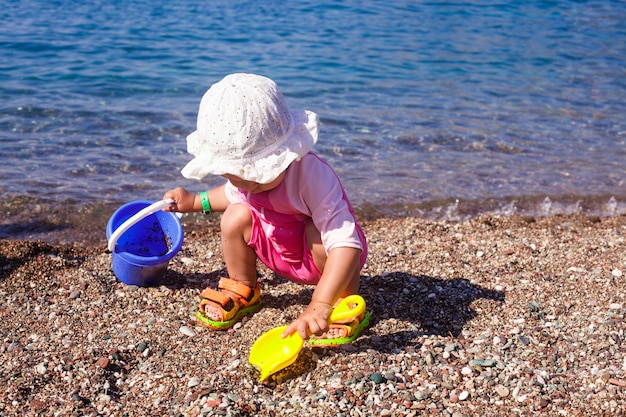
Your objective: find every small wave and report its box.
[357,195,626,222]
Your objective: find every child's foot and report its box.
[308,298,371,347]
[321,327,347,339]
[196,278,262,330]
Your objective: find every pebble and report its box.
[136,341,148,352]
[609,303,623,310]
[35,362,47,375]
[461,367,473,375]
[69,290,81,299]
[470,359,497,368]
[536,397,549,409]
[612,269,623,277]
[458,390,469,401]
[414,391,429,401]
[205,398,221,408]
[188,377,200,388]
[180,326,196,337]
[493,335,505,345]
[370,373,385,384]
[608,378,626,387]
[96,357,110,369]
[495,385,510,398]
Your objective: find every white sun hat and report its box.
[181,73,319,184]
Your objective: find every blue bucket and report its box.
[106,200,183,286]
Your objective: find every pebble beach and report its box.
[1,213,625,417]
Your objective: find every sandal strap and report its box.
[218,278,258,306]
[199,288,235,309]
[198,288,237,321]
[330,297,364,324]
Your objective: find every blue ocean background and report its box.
[1,0,625,242]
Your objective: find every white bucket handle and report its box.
[107,198,176,252]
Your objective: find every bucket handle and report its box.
[107,199,176,252]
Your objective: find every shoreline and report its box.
[2,193,626,248]
[1,213,625,416]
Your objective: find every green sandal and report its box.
[308,310,371,347]
[196,278,262,330]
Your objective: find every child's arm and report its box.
[163,184,230,213]
[282,246,362,340]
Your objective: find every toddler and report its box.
[164,73,368,345]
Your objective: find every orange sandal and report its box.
[196,278,262,330]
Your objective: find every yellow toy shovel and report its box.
[249,294,367,381]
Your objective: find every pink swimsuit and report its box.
[225,153,367,285]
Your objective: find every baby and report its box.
[164,73,368,345]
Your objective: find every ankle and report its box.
[225,273,258,289]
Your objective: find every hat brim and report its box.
[181,109,319,184]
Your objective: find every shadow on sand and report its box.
[160,268,505,351]
[358,271,505,352]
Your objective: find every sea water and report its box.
[1,0,625,241]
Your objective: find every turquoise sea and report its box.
[1,0,625,242]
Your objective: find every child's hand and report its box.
[163,187,196,213]
[282,300,332,340]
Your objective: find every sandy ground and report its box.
[1,213,625,416]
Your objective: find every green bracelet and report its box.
[199,191,212,215]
